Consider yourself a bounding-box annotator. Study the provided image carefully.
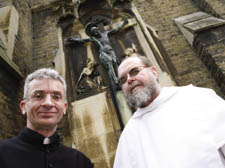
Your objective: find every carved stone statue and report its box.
[68,19,128,90]
[76,58,102,93]
[124,43,138,57]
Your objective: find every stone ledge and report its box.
[174,12,225,46]
[184,17,225,33]
[31,0,71,13]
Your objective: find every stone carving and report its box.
[76,58,102,93]
[124,43,138,57]
[68,19,128,90]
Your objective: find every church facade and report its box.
[0,0,225,167]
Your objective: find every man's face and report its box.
[118,57,159,108]
[20,78,68,131]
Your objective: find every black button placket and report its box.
[44,145,53,168]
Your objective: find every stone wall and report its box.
[32,8,59,69]
[133,0,224,97]
[192,0,225,19]
[0,0,33,140]
[0,0,10,7]
[0,39,25,139]
[194,26,225,94]
[12,0,33,74]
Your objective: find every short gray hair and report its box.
[23,68,67,99]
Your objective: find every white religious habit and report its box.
[114,85,225,168]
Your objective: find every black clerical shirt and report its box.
[0,127,93,168]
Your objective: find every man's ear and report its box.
[150,66,158,78]
[20,100,26,115]
[63,102,68,115]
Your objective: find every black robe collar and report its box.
[18,127,60,151]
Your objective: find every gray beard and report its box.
[126,86,153,109]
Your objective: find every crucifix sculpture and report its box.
[67,19,128,90]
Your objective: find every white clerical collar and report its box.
[43,137,51,144]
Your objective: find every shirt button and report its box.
[48,163,53,168]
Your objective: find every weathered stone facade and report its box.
[194,26,225,94]
[0,0,32,140]
[32,7,59,69]
[133,0,224,97]
[0,0,225,167]
[12,0,33,74]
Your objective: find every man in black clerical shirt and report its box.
[0,68,93,168]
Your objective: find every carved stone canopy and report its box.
[78,0,112,26]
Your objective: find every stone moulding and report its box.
[174,12,225,46]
